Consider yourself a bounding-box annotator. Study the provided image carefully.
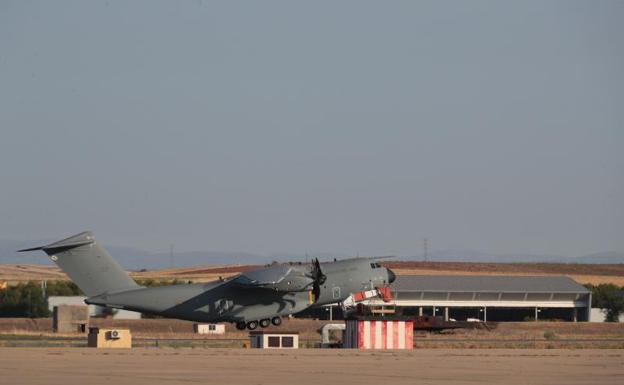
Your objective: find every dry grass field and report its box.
[1,318,623,349]
[2,261,624,285]
[0,347,622,385]
[0,317,330,341]
[0,264,68,282]
[0,263,257,283]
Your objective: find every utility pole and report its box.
[423,238,428,262]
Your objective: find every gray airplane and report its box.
[19,231,396,330]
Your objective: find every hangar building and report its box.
[378,275,591,322]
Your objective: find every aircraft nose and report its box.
[387,268,396,284]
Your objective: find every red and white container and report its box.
[343,319,414,349]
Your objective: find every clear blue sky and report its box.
[0,1,622,257]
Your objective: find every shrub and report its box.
[543,330,557,340]
[0,282,49,317]
[45,281,82,296]
[135,278,191,287]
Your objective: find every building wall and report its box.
[590,308,624,322]
[364,290,591,322]
[48,296,141,319]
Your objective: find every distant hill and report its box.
[571,251,624,264]
[400,250,624,264]
[1,238,623,269]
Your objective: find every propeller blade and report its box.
[309,258,326,302]
[312,282,321,302]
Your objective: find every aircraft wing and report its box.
[231,264,313,292]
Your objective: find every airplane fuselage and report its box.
[87,258,394,324]
[19,231,396,330]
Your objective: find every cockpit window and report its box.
[370,262,382,269]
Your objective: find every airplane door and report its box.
[332,286,341,300]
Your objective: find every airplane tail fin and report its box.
[18,231,140,297]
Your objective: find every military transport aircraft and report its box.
[19,231,396,330]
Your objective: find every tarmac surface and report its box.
[1,348,622,385]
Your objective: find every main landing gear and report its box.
[235,316,283,330]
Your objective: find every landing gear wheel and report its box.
[259,319,271,328]
[271,316,282,326]
[247,320,258,330]
[235,321,246,330]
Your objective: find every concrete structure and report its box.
[194,323,225,334]
[52,305,89,333]
[249,331,299,349]
[320,323,346,347]
[87,328,132,348]
[343,319,413,349]
[366,275,591,322]
[590,308,624,322]
[48,296,141,319]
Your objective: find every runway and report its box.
[0,348,622,385]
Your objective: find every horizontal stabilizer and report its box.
[18,239,94,253]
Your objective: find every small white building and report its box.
[589,308,624,322]
[194,323,225,334]
[87,327,132,348]
[249,331,299,349]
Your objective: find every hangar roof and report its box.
[392,275,589,293]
